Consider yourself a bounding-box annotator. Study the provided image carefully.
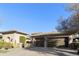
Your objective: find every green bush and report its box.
[0,41,4,49]
[19,36,26,44]
[3,42,13,50]
[0,41,13,50]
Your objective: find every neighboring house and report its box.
[0,30,30,48]
[69,32,79,44]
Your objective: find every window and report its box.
[26,41,32,43]
[19,36,26,43]
[7,37,10,39]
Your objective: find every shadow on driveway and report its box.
[24,47,77,56]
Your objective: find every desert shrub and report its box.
[19,36,26,44]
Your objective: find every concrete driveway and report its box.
[0,47,78,56]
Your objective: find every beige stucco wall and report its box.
[2,33,28,48]
[69,34,78,44]
[13,33,27,43]
[51,38,65,46]
[3,33,15,42]
[14,33,29,47]
[56,38,65,46]
[2,33,27,43]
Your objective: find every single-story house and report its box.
[0,30,31,48]
[31,31,79,48]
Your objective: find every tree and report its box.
[56,4,79,32]
[56,16,68,32]
[68,13,79,31]
[66,4,79,12]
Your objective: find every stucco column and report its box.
[44,36,48,48]
[69,35,73,44]
[32,37,36,47]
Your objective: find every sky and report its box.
[0,3,71,33]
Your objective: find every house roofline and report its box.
[0,30,28,35]
[31,31,75,37]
